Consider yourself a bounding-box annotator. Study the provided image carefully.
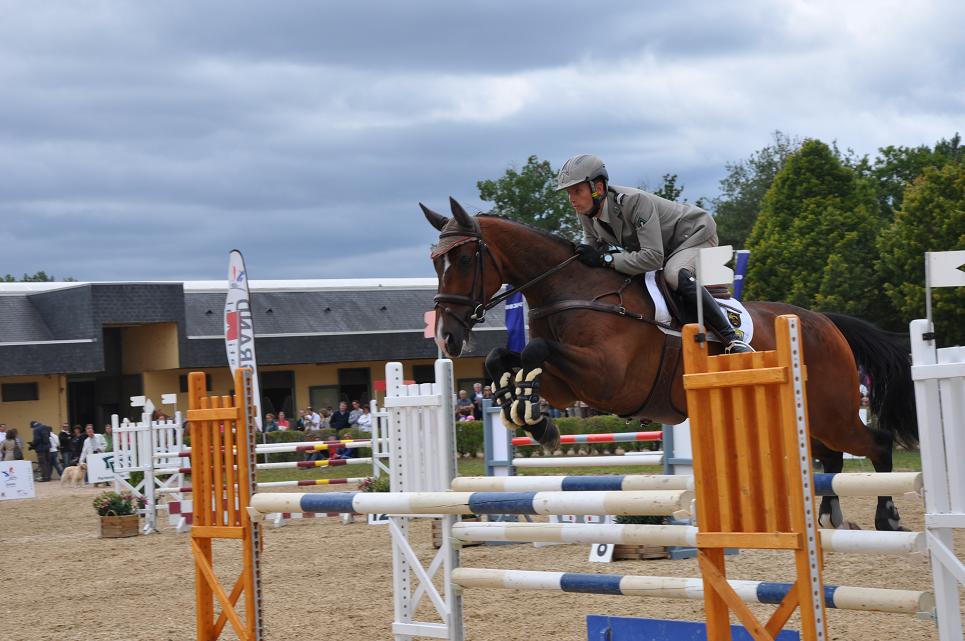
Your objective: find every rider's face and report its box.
[564,182,599,216]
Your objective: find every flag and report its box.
[225,249,263,432]
[505,290,526,353]
[698,245,734,286]
[732,250,750,300]
[927,250,965,288]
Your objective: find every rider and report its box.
[556,153,753,354]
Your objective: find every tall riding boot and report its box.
[676,269,754,354]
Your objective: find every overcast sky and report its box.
[0,1,961,282]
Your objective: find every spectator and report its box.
[318,409,331,431]
[471,382,484,419]
[356,406,373,433]
[30,421,53,482]
[103,423,114,452]
[58,423,72,468]
[456,390,475,420]
[48,429,64,479]
[68,425,85,466]
[295,409,311,431]
[264,413,279,432]
[307,407,321,431]
[348,400,363,427]
[80,424,108,485]
[0,423,6,444]
[277,411,290,431]
[330,402,351,438]
[0,428,22,461]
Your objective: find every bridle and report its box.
[432,226,579,331]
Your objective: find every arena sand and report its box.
[1,482,957,641]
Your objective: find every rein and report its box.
[432,226,673,332]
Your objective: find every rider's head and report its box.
[556,154,608,218]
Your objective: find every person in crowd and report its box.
[307,407,321,431]
[295,409,310,431]
[68,425,85,466]
[80,424,108,484]
[471,382,485,419]
[276,411,290,430]
[103,423,114,452]
[48,429,64,479]
[0,428,21,461]
[0,423,6,444]
[456,389,475,421]
[263,413,279,432]
[329,401,351,439]
[348,400,364,428]
[58,423,72,468]
[30,421,53,482]
[356,406,373,433]
[318,409,331,430]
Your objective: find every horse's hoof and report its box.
[538,421,560,451]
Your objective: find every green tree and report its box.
[477,155,579,241]
[864,133,962,220]
[876,161,965,343]
[745,139,884,317]
[711,131,801,249]
[638,173,705,207]
[1,271,74,282]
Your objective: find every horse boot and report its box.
[677,269,754,354]
[509,368,560,451]
[491,369,523,430]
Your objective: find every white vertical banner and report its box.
[225,250,263,432]
[698,245,735,286]
[927,250,965,288]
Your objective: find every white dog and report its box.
[60,463,86,487]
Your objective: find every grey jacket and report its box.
[580,185,716,275]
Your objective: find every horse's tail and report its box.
[824,312,918,448]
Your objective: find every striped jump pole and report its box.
[511,431,663,447]
[158,457,373,475]
[450,568,935,616]
[156,477,368,493]
[450,521,926,556]
[512,453,663,468]
[155,438,378,458]
[451,472,923,497]
[248,489,694,519]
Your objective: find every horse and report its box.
[421,197,918,532]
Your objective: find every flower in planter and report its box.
[92,491,144,517]
[358,476,391,493]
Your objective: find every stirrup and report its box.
[724,339,755,354]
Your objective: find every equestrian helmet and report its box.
[556,154,608,191]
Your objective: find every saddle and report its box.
[652,269,731,328]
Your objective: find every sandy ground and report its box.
[1,480,960,641]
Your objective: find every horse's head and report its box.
[422,197,504,357]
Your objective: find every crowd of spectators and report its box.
[0,420,113,483]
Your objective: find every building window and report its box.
[179,373,212,393]
[411,364,435,384]
[1,382,39,402]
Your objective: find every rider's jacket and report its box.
[579,185,716,275]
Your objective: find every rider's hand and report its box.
[575,244,606,268]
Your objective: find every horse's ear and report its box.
[420,203,449,231]
[449,197,475,229]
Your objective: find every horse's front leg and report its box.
[507,338,608,450]
[485,348,523,432]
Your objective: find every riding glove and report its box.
[575,244,607,268]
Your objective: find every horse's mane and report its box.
[477,214,577,250]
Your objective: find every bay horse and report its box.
[422,197,918,532]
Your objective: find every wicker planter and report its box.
[612,544,669,560]
[99,514,140,538]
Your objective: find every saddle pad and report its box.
[644,272,755,345]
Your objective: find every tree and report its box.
[744,139,884,317]
[711,131,801,249]
[1,271,74,282]
[876,161,965,343]
[638,174,705,208]
[864,133,962,220]
[477,155,580,241]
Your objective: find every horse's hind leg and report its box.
[813,443,853,529]
[865,425,908,531]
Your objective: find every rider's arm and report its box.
[611,193,664,275]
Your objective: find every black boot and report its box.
[676,269,754,354]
